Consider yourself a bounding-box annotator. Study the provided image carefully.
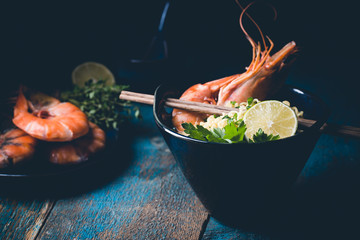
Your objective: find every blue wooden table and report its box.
[1,102,359,240]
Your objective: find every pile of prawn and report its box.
[0,86,106,168]
[172,2,298,132]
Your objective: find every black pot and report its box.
[153,84,330,228]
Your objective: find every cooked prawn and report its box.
[49,122,105,164]
[172,75,240,131]
[13,87,89,142]
[172,2,297,132]
[0,128,37,168]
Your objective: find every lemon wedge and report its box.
[243,100,298,141]
[72,62,115,87]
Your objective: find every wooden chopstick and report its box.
[120,91,233,115]
[119,90,360,139]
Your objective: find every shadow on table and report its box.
[214,152,360,240]
[0,122,137,200]
[270,160,360,240]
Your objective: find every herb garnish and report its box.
[183,122,280,144]
[246,97,255,109]
[249,128,280,143]
[182,115,246,144]
[61,80,140,130]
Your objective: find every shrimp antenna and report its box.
[235,0,277,49]
[237,1,258,48]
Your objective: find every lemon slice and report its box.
[243,100,298,141]
[72,62,115,87]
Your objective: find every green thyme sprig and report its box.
[61,80,141,130]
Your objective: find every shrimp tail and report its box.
[13,86,28,116]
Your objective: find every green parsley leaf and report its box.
[182,123,208,141]
[211,127,225,139]
[233,113,238,120]
[249,128,280,143]
[222,115,231,120]
[246,97,255,109]
[183,123,227,142]
[206,133,229,143]
[223,120,246,143]
[182,120,247,144]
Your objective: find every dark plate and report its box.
[0,122,133,197]
[0,84,133,198]
[0,129,120,179]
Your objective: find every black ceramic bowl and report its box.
[153,84,330,228]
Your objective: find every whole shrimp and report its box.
[49,122,105,164]
[0,128,37,168]
[172,2,297,132]
[13,87,89,142]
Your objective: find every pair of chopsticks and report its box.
[119,91,360,139]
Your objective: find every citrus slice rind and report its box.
[72,62,115,87]
[243,100,298,141]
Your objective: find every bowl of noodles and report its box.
[153,84,330,228]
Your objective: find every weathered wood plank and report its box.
[0,198,54,240]
[37,106,209,240]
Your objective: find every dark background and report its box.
[3,0,358,127]
[2,0,359,125]
[2,0,359,118]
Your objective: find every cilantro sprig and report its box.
[182,113,247,144]
[182,123,227,143]
[182,121,246,144]
[183,122,280,144]
[61,80,140,130]
[246,97,255,109]
[248,128,280,143]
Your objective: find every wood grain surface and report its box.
[0,198,54,240]
[1,105,359,240]
[35,106,209,240]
